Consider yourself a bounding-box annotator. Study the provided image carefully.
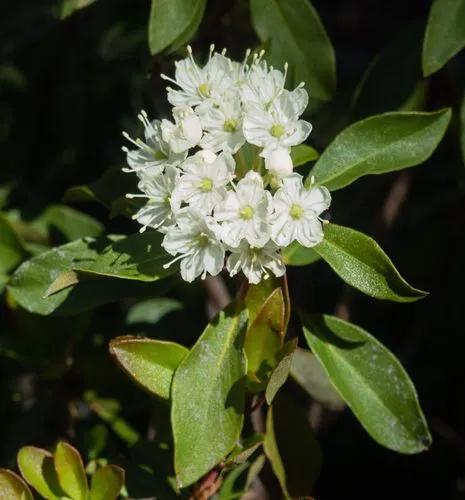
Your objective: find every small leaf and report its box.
[0,214,28,273]
[313,224,427,302]
[90,465,125,500]
[226,434,264,466]
[423,0,465,76]
[245,287,285,390]
[308,109,451,190]
[302,313,432,453]
[110,336,188,400]
[282,241,320,266]
[0,469,34,500]
[60,0,97,19]
[171,304,248,487]
[44,270,79,297]
[264,395,322,498]
[291,145,319,167]
[126,298,183,325]
[54,441,88,500]
[148,0,206,55]
[290,348,344,410]
[265,338,298,404]
[250,0,336,102]
[17,447,64,500]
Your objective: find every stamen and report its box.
[160,73,179,86]
[283,62,289,83]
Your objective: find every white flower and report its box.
[198,92,245,153]
[215,171,271,247]
[173,151,235,214]
[265,147,293,178]
[241,60,286,108]
[271,174,331,248]
[122,111,186,175]
[161,105,203,154]
[127,166,180,232]
[226,240,285,284]
[162,208,225,282]
[243,88,311,158]
[161,46,238,108]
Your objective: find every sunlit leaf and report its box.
[0,469,33,500]
[89,465,125,500]
[54,441,88,500]
[302,313,432,453]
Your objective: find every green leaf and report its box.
[148,0,206,55]
[54,442,88,500]
[264,395,322,498]
[245,287,285,390]
[308,109,451,190]
[423,0,465,76]
[282,241,321,266]
[291,144,319,167]
[110,336,188,400]
[126,298,183,325]
[302,314,432,453]
[250,0,336,102]
[226,434,264,466]
[8,232,173,316]
[17,447,64,500]
[0,214,28,273]
[171,304,248,488]
[313,223,427,302]
[290,348,345,409]
[352,22,426,119]
[89,465,125,500]
[60,0,97,19]
[0,469,33,500]
[265,338,298,404]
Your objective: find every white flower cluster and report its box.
[123,46,331,284]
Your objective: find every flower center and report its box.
[290,203,304,220]
[270,124,285,138]
[223,119,237,132]
[153,149,167,160]
[198,83,211,98]
[199,178,213,192]
[164,195,171,207]
[197,232,210,247]
[239,205,254,220]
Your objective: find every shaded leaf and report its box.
[290,348,345,410]
[0,469,33,500]
[126,298,183,325]
[423,0,465,76]
[265,338,298,404]
[54,442,88,500]
[60,0,97,19]
[148,0,206,55]
[461,91,465,165]
[226,434,264,466]
[291,144,319,167]
[282,241,320,266]
[171,304,248,487]
[250,0,336,102]
[110,336,188,400]
[89,465,125,500]
[302,313,432,453]
[0,214,28,273]
[264,394,322,498]
[17,447,64,500]
[308,109,451,190]
[313,224,427,302]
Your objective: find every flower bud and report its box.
[265,148,293,178]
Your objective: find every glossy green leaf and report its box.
[250,0,336,102]
[302,314,432,453]
[89,465,125,500]
[314,223,427,302]
[148,0,206,55]
[0,214,28,273]
[282,241,321,266]
[171,304,248,488]
[17,447,64,500]
[352,22,425,119]
[291,144,319,167]
[245,287,285,390]
[0,469,33,500]
[290,348,344,410]
[8,232,173,316]
[308,109,451,190]
[423,0,465,76]
[265,338,298,404]
[264,395,322,498]
[126,298,183,325]
[110,336,188,400]
[54,441,88,500]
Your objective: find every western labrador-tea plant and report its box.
[2,0,464,498]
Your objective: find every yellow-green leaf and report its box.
[0,469,33,500]
[89,465,125,500]
[54,442,88,500]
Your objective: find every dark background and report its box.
[1,0,464,498]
